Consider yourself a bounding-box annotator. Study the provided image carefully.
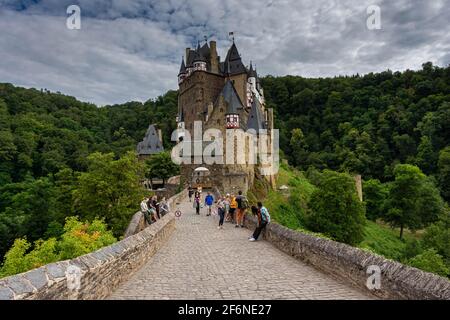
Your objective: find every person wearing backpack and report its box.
[249,202,270,242]
[229,194,237,223]
[235,190,248,228]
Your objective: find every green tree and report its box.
[363,179,388,221]
[438,147,450,201]
[383,164,444,239]
[145,151,180,185]
[73,151,145,237]
[58,216,116,260]
[289,128,308,168]
[306,170,366,245]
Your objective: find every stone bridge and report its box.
[0,190,449,300]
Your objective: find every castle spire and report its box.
[178,57,186,75]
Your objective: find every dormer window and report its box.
[226,114,239,129]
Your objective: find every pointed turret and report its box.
[248,62,257,79]
[178,58,186,75]
[224,42,246,75]
[178,57,187,84]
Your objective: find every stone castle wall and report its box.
[244,214,450,300]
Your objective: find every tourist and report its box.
[249,202,271,242]
[151,195,160,219]
[205,192,214,216]
[235,190,249,228]
[140,197,152,225]
[229,194,237,223]
[159,197,170,217]
[223,194,230,222]
[193,190,201,215]
[216,197,226,229]
[188,185,194,202]
[147,195,159,221]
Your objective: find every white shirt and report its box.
[140,200,148,212]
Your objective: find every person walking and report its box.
[205,192,214,216]
[193,190,201,215]
[216,197,226,229]
[188,185,194,202]
[249,202,271,241]
[229,194,237,223]
[235,190,249,228]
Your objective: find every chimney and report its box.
[209,41,219,74]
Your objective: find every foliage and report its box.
[359,220,409,260]
[306,170,366,245]
[363,179,389,221]
[145,151,180,184]
[73,151,145,237]
[261,63,450,199]
[0,217,115,278]
[58,217,117,260]
[248,163,315,230]
[0,84,178,260]
[438,147,450,201]
[408,249,449,277]
[422,209,450,266]
[383,164,444,238]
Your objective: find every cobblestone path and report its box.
[109,197,373,300]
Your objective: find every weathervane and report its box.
[228,31,235,42]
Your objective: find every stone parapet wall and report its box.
[244,214,450,300]
[0,211,176,300]
[124,188,186,238]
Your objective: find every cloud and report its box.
[0,0,449,105]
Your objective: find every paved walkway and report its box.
[108,197,373,300]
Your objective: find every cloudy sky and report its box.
[1,0,449,106]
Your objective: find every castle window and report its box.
[217,119,220,125]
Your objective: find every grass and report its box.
[250,162,423,262]
[248,162,316,230]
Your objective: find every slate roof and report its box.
[247,97,266,132]
[218,80,245,114]
[136,124,164,155]
[179,58,186,75]
[248,62,257,78]
[223,42,247,75]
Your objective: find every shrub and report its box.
[306,170,366,245]
[0,217,116,278]
[408,249,449,277]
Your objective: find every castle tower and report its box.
[176,38,276,193]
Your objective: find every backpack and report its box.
[241,197,249,209]
[230,197,237,209]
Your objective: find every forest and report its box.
[0,62,448,277]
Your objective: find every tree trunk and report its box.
[399,224,404,239]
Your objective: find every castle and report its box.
[175,39,276,194]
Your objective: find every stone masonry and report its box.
[108,195,373,300]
